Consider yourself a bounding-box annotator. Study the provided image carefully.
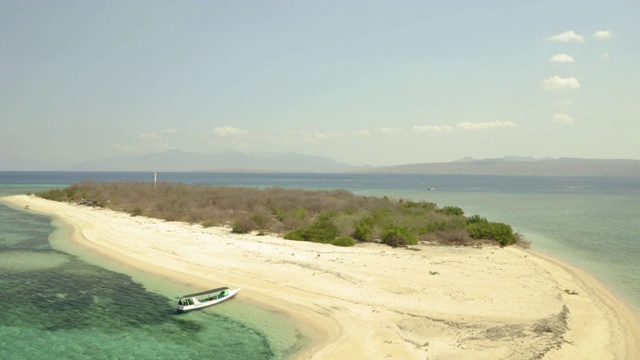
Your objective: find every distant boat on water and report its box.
[176,287,240,313]
[427,187,435,191]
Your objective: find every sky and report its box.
[1,1,639,169]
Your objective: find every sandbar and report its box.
[3,195,639,359]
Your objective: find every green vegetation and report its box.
[436,205,464,216]
[285,213,338,243]
[36,181,523,248]
[382,226,418,247]
[465,215,517,246]
[331,236,356,247]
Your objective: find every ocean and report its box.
[1,171,639,359]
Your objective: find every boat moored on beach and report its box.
[176,287,240,313]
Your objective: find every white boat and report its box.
[176,287,240,313]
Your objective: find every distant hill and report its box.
[358,157,640,176]
[68,149,358,173]
[27,151,640,176]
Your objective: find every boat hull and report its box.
[176,288,240,313]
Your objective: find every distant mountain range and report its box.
[11,150,638,176]
[359,156,640,176]
[68,149,359,173]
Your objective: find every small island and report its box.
[5,182,638,359]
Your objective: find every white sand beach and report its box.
[3,194,639,359]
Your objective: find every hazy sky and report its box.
[2,1,639,169]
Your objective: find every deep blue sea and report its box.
[1,171,639,359]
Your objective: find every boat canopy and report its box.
[179,287,229,299]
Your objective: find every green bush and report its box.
[130,207,143,216]
[382,226,418,247]
[371,208,392,223]
[400,200,437,210]
[466,221,516,246]
[37,188,72,201]
[416,215,467,234]
[354,217,373,240]
[437,206,464,216]
[331,236,355,247]
[284,215,338,243]
[467,214,488,224]
[273,208,307,222]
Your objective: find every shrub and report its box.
[331,236,355,247]
[382,226,418,247]
[414,212,467,234]
[435,229,472,244]
[232,216,255,234]
[284,215,338,243]
[515,232,531,249]
[354,217,373,241]
[37,188,72,202]
[466,221,516,246]
[400,200,437,210]
[467,214,488,224]
[331,211,360,237]
[130,207,143,216]
[273,208,308,229]
[251,210,272,230]
[201,219,221,228]
[437,206,464,216]
[371,208,392,223]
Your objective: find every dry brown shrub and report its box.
[232,216,256,234]
[251,207,273,230]
[332,212,359,237]
[515,233,531,249]
[201,219,221,228]
[435,229,473,244]
[281,214,308,231]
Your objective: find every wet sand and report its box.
[4,195,639,359]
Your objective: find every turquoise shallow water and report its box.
[1,172,639,358]
[0,201,282,359]
[0,182,308,359]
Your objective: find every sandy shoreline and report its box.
[3,194,639,359]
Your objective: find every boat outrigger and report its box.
[176,287,240,313]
